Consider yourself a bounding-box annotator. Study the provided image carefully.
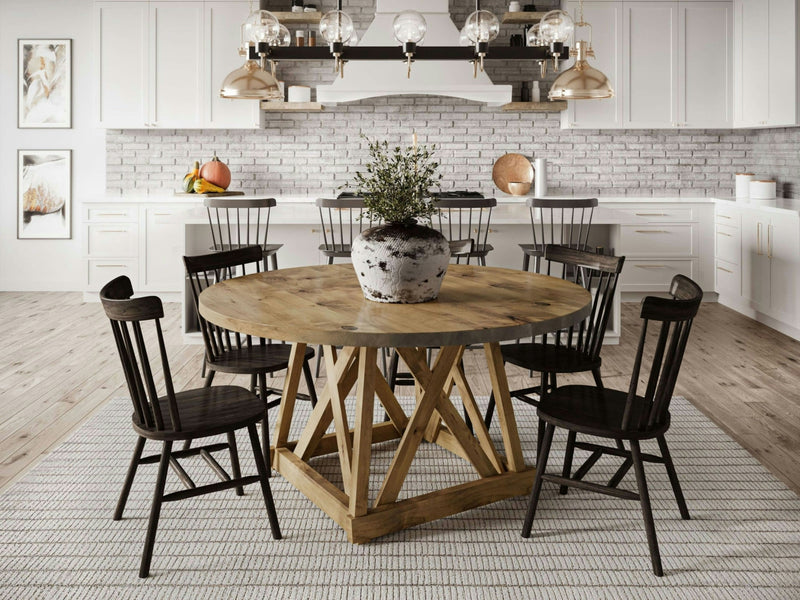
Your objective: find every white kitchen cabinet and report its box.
[96,2,149,128]
[141,206,186,292]
[741,214,771,309]
[623,2,679,128]
[734,0,800,127]
[206,2,260,128]
[765,213,800,326]
[561,1,624,129]
[96,0,260,129]
[679,2,732,127]
[151,2,205,128]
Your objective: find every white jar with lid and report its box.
[509,1,522,11]
[735,173,754,198]
[749,180,777,200]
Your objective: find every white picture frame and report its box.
[18,150,72,240]
[18,39,72,128]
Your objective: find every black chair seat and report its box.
[318,244,352,258]
[210,243,283,256]
[132,385,265,441]
[501,343,601,374]
[208,344,315,375]
[539,385,670,441]
[453,243,494,259]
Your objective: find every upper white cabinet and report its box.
[623,2,680,128]
[679,2,732,128]
[96,0,259,129]
[561,1,624,129]
[734,0,800,127]
[563,1,732,129]
[96,2,149,128]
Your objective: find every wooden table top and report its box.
[199,264,592,347]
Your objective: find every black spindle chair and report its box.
[484,245,625,455]
[522,274,702,577]
[184,246,318,465]
[205,197,283,270]
[316,197,379,264]
[101,276,281,578]
[520,198,598,272]
[432,198,497,265]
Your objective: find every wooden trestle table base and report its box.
[199,263,591,543]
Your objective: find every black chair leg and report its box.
[258,372,271,473]
[388,350,399,393]
[592,368,604,390]
[484,392,495,430]
[247,424,282,540]
[270,254,278,271]
[302,360,318,408]
[139,440,172,579]
[559,430,576,495]
[522,252,530,272]
[114,435,146,521]
[657,434,690,520]
[630,439,664,577]
[204,369,216,388]
[522,422,555,537]
[227,432,244,496]
[537,418,546,461]
[315,345,323,378]
[249,373,257,393]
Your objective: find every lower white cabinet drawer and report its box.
[715,224,740,265]
[85,205,138,222]
[87,260,138,291]
[619,225,697,257]
[617,207,695,222]
[715,259,740,298]
[87,223,138,257]
[621,259,699,292]
[715,204,740,227]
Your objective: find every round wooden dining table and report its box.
[199,263,591,543]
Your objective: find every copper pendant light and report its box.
[548,0,614,101]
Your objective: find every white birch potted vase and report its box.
[349,136,450,303]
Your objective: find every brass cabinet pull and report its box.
[716,266,733,274]
[717,214,732,219]
[635,264,667,269]
[96,264,127,268]
[97,212,128,217]
[153,212,172,216]
[717,231,732,237]
[768,224,773,259]
[635,213,668,217]
[757,222,762,255]
[98,229,127,233]
[634,230,670,234]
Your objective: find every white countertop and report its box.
[715,197,800,215]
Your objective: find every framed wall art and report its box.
[18,150,72,239]
[18,39,72,128]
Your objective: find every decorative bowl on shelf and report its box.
[508,181,532,196]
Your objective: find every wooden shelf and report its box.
[501,12,547,25]
[501,101,568,112]
[260,101,323,112]
[272,11,322,25]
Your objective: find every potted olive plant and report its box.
[349,137,450,303]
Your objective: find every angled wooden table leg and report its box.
[484,342,526,472]
[350,347,377,517]
[272,342,308,459]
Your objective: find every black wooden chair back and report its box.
[315,197,380,261]
[526,198,598,272]
[204,197,276,253]
[432,198,497,265]
[542,244,625,361]
[100,276,181,433]
[622,275,703,432]
[184,245,266,364]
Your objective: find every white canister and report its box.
[534,158,547,197]
[749,180,777,200]
[735,173,754,198]
[287,85,311,103]
[509,2,522,12]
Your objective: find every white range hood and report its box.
[316,0,512,106]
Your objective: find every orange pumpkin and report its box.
[199,153,231,190]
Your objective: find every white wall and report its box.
[0,0,105,291]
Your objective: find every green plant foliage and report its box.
[349,135,442,226]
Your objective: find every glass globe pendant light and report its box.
[243,9,280,45]
[526,23,548,78]
[320,2,354,78]
[464,7,500,77]
[539,9,574,70]
[549,0,614,101]
[393,10,427,78]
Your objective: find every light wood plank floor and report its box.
[0,292,798,497]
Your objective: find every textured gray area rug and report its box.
[0,395,798,600]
